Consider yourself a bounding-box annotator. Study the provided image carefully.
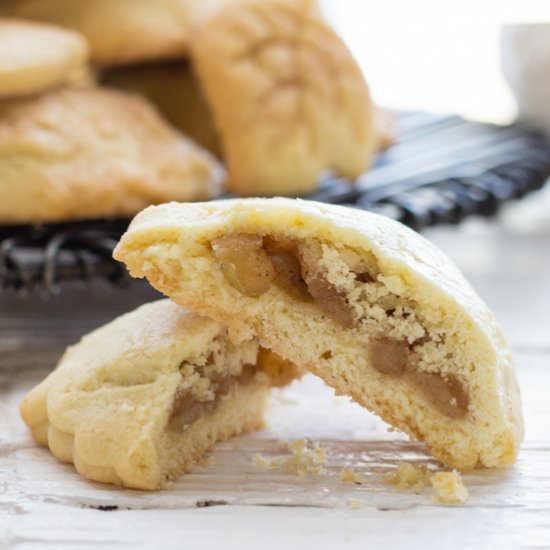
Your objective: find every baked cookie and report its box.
[191,0,376,196]
[102,61,220,156]
[20,300,293,490]
[114,198,523,471]
[0,0,240,67]
[0,19,89,98]
[0,87,223,223]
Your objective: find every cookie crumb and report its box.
[203,455,216,466]
[347,499,364,510]
[430,470,469,504]
[253,440,327,477]
[382,462,432,494]
[252,453,272,470]
[340,467,366,484]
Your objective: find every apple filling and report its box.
[211,233,470,419]
[212,234,355,325]
[368,337,469,418]
[169,364,257,431]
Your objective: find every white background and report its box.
[321,0,550,123]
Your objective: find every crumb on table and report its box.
[430,470,469,505]
[347,499,364,510]
[252,453,272,470]
[340,467,366,484]
[202,455,216,467]
[382,461,432,494]
[252,439,327,477]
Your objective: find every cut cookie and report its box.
[115,198,523,471]
[0,87,223,223]
[20,300,292,490]
[0,19,89,98]
[190,0,375,196]
[0,0,240,66]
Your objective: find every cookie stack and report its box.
[1,0,379,197]
[21,197,523,489]
[0,19,223,224]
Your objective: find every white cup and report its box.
[501,23,550,135]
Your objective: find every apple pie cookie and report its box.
[0,87,223,223]
[20,300,293,490]
[191,0,375,196]
[115,198,523,471]
[0,19,89,98]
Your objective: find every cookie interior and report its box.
[153,335,271,489]
[210,232,474,418]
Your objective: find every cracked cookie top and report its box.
[191,0,375,195]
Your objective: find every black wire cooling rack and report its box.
[2,111,550,295]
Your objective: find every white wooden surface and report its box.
[1,221,550,549]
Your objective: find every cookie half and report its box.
[115,198,523,471]
[0,87,223,223]
[190,0,375,196]
[0,19,89,98]
[20,300,293,490]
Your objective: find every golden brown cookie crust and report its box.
[0,19,89,98]
[0,87,224,223]
[190,0,376,196]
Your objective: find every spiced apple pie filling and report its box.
[211,232,471,420]
[168,362,259,432]
[166,333,298,432]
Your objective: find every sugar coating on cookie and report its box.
[191,0,375,196]
[0,0,240,66]
[0,19,89,98]
[0,87,224,223]
[114,198,523,471]
[20,300,293,490]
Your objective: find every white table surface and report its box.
[1,220,549,550]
